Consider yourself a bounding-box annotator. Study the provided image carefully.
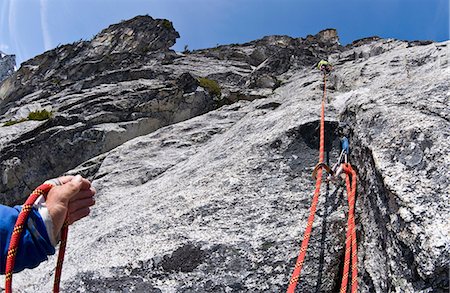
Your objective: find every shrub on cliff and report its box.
[3,109,52,127]
[28,109,52,121]
[162,20,173,30]
[198,77,221,98]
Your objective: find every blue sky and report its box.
[0,0,449,65]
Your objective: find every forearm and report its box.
[0,175,95,274]
[0,205,55,274]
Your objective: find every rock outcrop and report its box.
[0,17,342,205]
[0,16,448,292]
[0,51,15,83]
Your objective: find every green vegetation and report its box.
[162,20,173,30]
[273,78,283,90]
[3,118,27,127]
[28,109,52,121]
[2,109,52,127]
[183,45,190,54]
[50,77,61,86]
[198,77,221,98]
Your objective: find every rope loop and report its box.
[5,184,68,293]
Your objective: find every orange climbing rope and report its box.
[5,183,69,293]
[286,71,327,293]
[340,163,358,293]
[287,69,358,293]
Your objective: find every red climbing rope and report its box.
[5,183,69,293]
[287,69,358,293]
[340,164,358,293]
[286,73,327,293]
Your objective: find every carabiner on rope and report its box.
[312,162,334,180]
[327,137,350,183]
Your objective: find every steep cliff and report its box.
[0,51,15,83]
[0,16,340,205]
[0,16,448,292]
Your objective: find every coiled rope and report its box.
[287,69,358,293]
[5,183,68,293]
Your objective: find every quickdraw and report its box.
[327,137,349,183]
[287,62,358,293]
[4,183,68,293]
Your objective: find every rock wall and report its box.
[0,16,448,292]
[0,16,342,205]
[0,51,15,83]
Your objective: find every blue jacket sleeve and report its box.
[0,205,55,274]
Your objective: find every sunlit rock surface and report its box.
[0,15,448,292]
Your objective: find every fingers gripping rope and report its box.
[5,184,69,293]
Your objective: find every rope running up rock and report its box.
[287,66,358,293]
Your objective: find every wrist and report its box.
[33,195,60,246]
[34,177,65,246]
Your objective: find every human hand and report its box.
[45,175,96,239]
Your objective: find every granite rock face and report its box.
[0,16,449,293]
[0,51,15,83]
[0,17,341,205]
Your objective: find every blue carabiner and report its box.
[341,137,350,154]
